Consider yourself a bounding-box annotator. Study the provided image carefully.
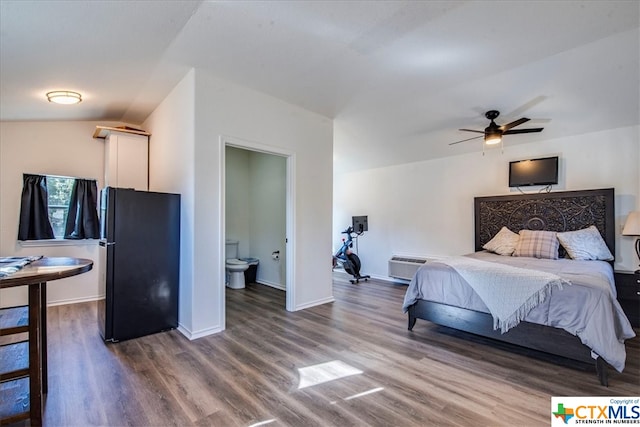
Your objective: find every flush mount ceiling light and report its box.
[46,91,82,105]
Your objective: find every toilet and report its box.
[225,239,249,289]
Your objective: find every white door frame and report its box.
[219,135,296,323]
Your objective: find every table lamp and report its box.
[622,210,640,273]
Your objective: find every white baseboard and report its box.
[177,323,223,340]
[369,273,409,285]
[255,280,285,291]
[44,297,224,341]
[333,269,408,285]
[252,280,335,310]
[47,294,104,307]
[294,295,335,311]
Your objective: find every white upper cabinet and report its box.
[94,126,150,191]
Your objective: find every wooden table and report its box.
[0,257,93,426]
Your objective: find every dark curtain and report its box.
[64,179,100,239]
[18,174,55,240]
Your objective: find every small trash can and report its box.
[240,257,259,284]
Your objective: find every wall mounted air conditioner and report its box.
[388,256,428,280]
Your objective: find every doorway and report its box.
[221,136,295,319]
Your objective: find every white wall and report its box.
[0,120,122,307]
[142,69,196,336]
[248,151,287,288]
[144,69,333,339]
[334,125,640,279]
[225,146,251,259]
[192,69,333,335]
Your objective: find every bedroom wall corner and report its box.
[333,125,640,278]
[0,120,124,307]
[191,69,333,332]
[142,68,196,336]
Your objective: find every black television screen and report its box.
[509,156,558,187]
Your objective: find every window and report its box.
[46,176,75,238]
[18,174,100,241]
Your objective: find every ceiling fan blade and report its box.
[504,96,548,118]
[458,128,485,134]
[503,127,544,135]
[501,117,530,131]
[449,135,483,145]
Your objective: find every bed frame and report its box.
[407,188,615,385]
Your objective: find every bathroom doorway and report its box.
[222,136,294,315]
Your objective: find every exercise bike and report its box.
[332,226,370,284]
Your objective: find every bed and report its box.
[403,188,636,386]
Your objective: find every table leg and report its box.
[28,283,43,426]
[40,282,48,394]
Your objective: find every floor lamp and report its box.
[622,211,640,273]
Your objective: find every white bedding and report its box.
[402,251,636,372]
[434,256,570,333]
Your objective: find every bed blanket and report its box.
[437,256,569,333]
[402,252,635,372]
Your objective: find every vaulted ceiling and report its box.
[1,1,638,171]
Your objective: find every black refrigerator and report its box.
[98,187,180,342]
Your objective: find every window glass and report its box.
[46,176,74,238]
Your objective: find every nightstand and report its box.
[614,270,640,328]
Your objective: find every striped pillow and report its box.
[513,230,559,259]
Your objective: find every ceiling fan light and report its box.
[485,133,502,145]
[46,91,82,105]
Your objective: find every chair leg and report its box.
[28,283,43,426]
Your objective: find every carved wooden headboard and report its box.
[474,188,615,258]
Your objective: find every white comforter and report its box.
[402,251,636,372]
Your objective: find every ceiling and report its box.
[1,1,638,171]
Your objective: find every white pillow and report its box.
[482,227,520,256]
[557,226,614,261]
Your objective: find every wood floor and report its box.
[14,274,640,426]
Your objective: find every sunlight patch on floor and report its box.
[330,386,385,405]
[248,419,276,427]
[344,386,384,400]
[297,360,363,390]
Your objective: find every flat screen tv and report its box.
[509,156,558,187]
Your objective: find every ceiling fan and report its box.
[449,110,544,146]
